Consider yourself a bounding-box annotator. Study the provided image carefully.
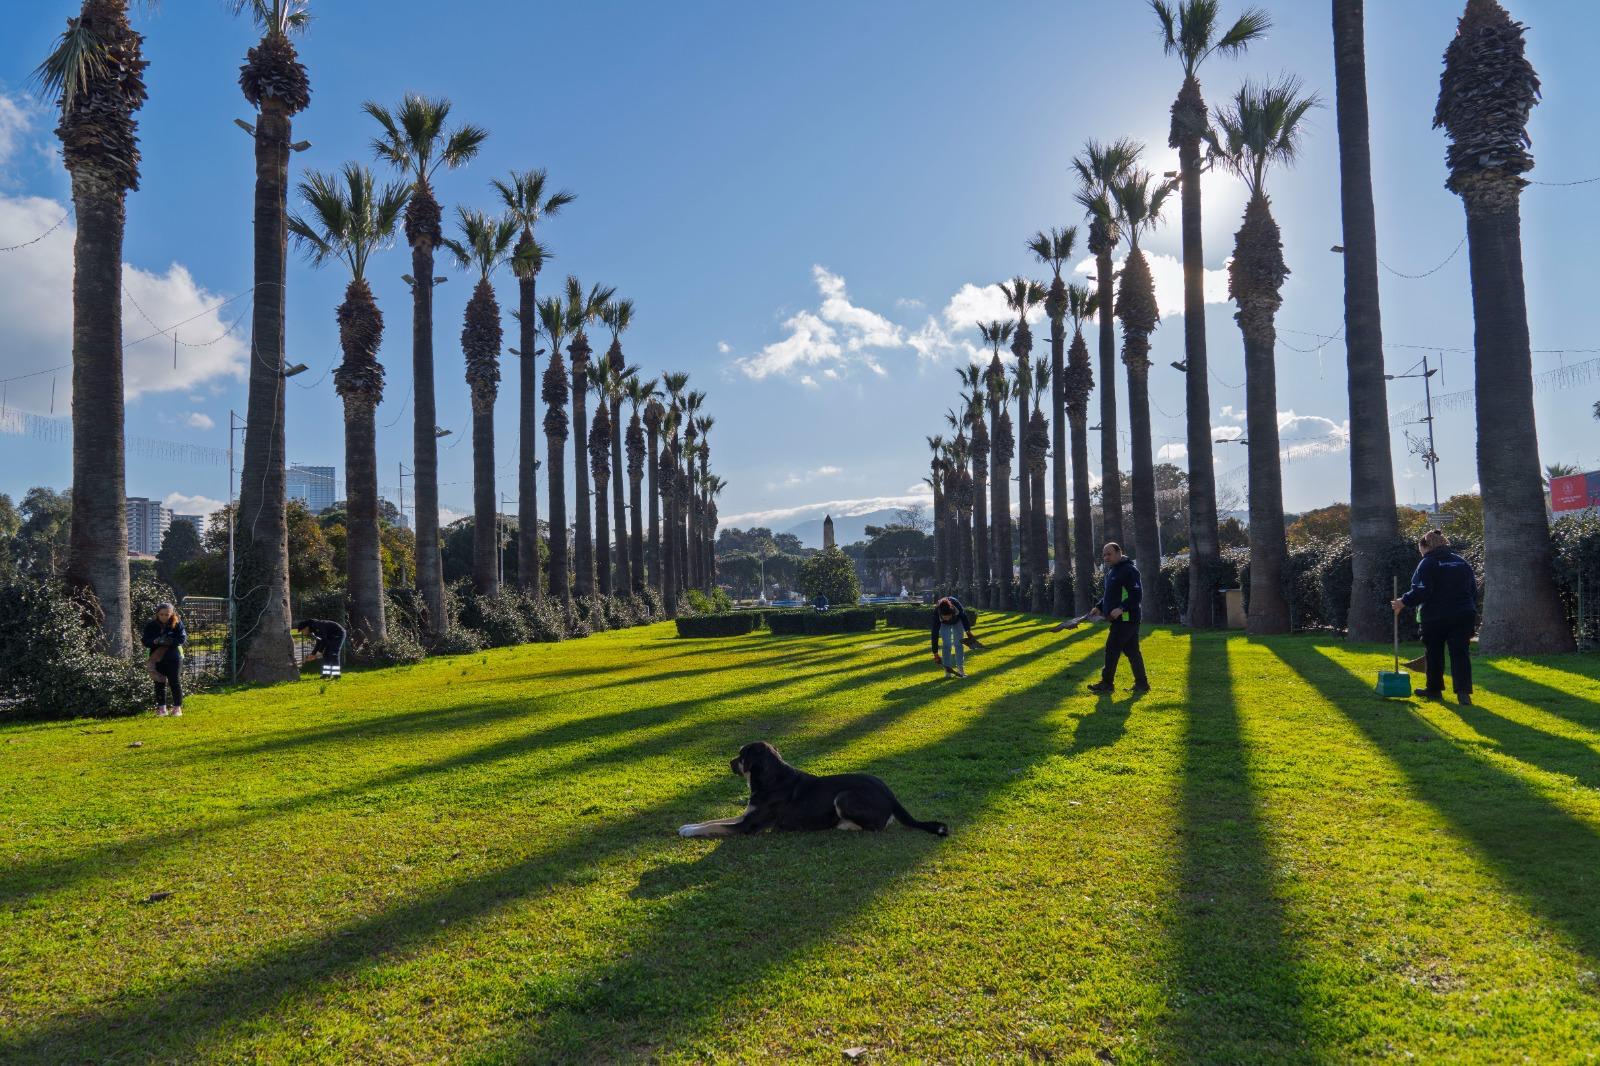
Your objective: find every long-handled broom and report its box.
[1376,576,1413,698]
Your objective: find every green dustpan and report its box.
[1377,577,1413,698]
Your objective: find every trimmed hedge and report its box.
[766,608,879,635]
[675,613,758,638]
[882,604,979,630]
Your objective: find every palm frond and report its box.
[1209,75,1320,195]
[32,20,108,116]
[1213,8,1272,58]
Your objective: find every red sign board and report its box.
[1551,473,1598,513]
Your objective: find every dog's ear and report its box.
[758,740,782,763]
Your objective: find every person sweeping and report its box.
[141,602,188,717]
[1053,542,1149,695]
[1392,528,1478,705]
[930,595,980,679]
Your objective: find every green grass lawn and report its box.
[4,617,1600,1063]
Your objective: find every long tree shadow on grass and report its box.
[1470,659,1600,733]
[0,621,1055,926]
[1161,631,1314,1062]
[1273,637,1600,967]
[1442,699,1600,789]
[0,619,1095,1063]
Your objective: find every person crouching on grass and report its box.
[1392,528,1478,705]
[296,618,347,679]
[931,595,979,679]
[142,602,188,717]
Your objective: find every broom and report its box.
[1376,577,1413,698]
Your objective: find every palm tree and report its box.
[947,436,974,602]
[695,415,717,589]
[443,207,516,597]
[35,0,149,657]
[682,392,705,589]
[1112,167,1175,623]
[537,296,570,604]
[644,388,667,598]
[231,0,311,682]
[1073,139,1140,547]
[587,364,614,596]
[703,474,727,591]
[1152,0,1270,629]
[288,163,407,645]
[981,323,1015,607]
[1434,0,1571,654]
[1029,227,1078,616]
[563,276,614,600]
[958,365,990,608]
[926,434,946,591]
[1332,0,1403,641]
[659,372,690,611]
[601,300,635,596]
[1209,78,1317,633]
[1001,277,1046,600]
[493,168,575,599]
[625,376,656,595]
[1028,360,1053,613]
[1065,284,1100,614]
[366,93,487,636]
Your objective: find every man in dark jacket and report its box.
[930,595,980,678]
[1084,542,1148,694]
[1393,529,1478,704]
[296,618,346,679]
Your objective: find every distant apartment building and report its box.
[126,497,171,555]
[287,464,336,514]
[170,513,205,531]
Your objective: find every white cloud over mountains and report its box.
[721,482,934,529]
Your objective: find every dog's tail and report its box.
[891,798,949,837]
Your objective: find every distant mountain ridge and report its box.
[785,509,906,550]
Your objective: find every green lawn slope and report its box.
[3,618,1599,1063]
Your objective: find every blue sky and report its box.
[2,1,1597,531]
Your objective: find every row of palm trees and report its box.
[926,0,1570,655]
[36,0,726,680]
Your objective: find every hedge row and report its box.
[881,604,980,630]
[766,609,879,635]
[675,613,758,638]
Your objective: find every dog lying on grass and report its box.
[679,741,949,838]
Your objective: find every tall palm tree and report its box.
[1073,139,1140,547]
[1333,0,1402,642]
[493,168,574,599]
[1029,227,1078,616]
[625,376,655,595]
[537,296,570,604]
[36,0,149,657]
[696,415,717,590]
[1210,78,1317,633]
[1152,0,1270,628]
[1028,360,1053,613]
[587,363,614,596]
[444,207,516,597]
[1001,277,1046,599]
[601,300,635,596]
[926,434,946,591]
[703,474,727,592]
[659,372,690,611]
[1065,284,1100,614]
[562,277,614,599]
[981,322,1015,607]
[1112,167,1175,622]
[958,365,990,608]
[288,163,407,645]
[232,0,311,681]
[682,392,705,589]
[1434,0,1571,654]
[644,388,667,598]
[366,93,487,635]
[947,436,974,602]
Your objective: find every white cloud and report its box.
[895,297,924,310]
[1073,253,1230,321]
[163,492,225,519]
[439,506,469,527]
[1157,442,1188,462]
[184,412,216,430]
[767,464,844,491]
[813,465,842,477]
[1214,424,1245,441]
[721,485,934,529]
[0,94,40,170]
[941,282,1040,335]
[798,375,818,388]
[717,340,731,354]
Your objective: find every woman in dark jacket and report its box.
[141,602,188,716]
[1393,528,1478,704]
[931,596,979,678]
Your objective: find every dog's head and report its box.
[731,741,783,780]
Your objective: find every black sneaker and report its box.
[1130,683,1151,693]
[1457,693,1473,706]
[1415,689,1442,701]
[1087,681,1114,694]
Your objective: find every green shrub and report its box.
[428,627,485,656]
[294,588,348,627]
[1548,513,1598,645]
[517,593,568,643]
[883,604,979,630]
[682,587,733,616]
[0,579,147,720]
[766,608,878,635]
[798,548,860,608]
[564,602,593,639]
[357,628,426,667]
[129,574,179,635]
[457,590,531,648]
[636,586,664,622]
[675,613,758,638]
[600,594,639,630]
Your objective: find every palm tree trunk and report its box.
[930,473,945,592]
[517,271,540,597]
[593,468,611,597]
[972,442,989,610]
[1333,0,1401,642]
[64,170,133,657]
[958,502,974,603]
[1176,86,1222,629]
[610,396,629,595]
[570,340,593,598]
[1070,406,1097,614]
[344,397,385,644]
[661,445,678,614]
[1030,442,1048,612]
[1126,367,1164,621]
[235,96,297,682]
[1015,378,1032,596]
[1462,196,1573,653]
[646,426,661,597]
[470,394,498,596]
[1096,250,1123,546]
[411,238,446,634]
[541,353,569,606]
[1049,308,1070,616]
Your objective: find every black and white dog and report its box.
[679,741,949,838]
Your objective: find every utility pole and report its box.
[227,409,245,683]
[398,463,412,586]
[1387,356,1441,514]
